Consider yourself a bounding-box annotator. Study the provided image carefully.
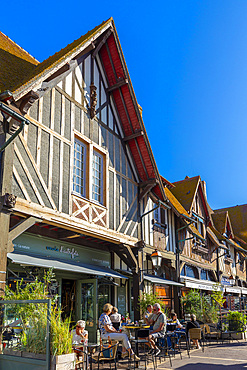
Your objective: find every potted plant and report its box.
[2,270,75,370]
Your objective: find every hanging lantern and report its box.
[151,249,162,268]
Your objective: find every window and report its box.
[73,139,87,196]
[73,136,106,205]
[92,151,103,204]
[201,269,207,280]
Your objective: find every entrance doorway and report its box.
[61,279,76,324]
[78,279,111,342]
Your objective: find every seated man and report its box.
[170,312,182,329]
[186,314,201,349]
[147,303,167,356]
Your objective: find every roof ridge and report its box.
[12,18,113,97]
[172,175,200,185]
[0,30,39,64]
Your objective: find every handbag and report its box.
[100,337,114,358]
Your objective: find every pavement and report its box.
[156,341,247,369]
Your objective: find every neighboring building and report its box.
[0,18,170,340]
[170,176,222,298]
[212,206,247,310]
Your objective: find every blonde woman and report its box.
[99,303,139,360]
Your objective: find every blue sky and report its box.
[2,0,247,210]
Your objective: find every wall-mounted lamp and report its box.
[151,249,162,269]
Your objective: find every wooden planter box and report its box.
[1,348,76,370]
[51,353,76,370]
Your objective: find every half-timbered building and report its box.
[0,18,172,339]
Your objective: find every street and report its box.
[156,341,247,369]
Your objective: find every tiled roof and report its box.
[160,175,175,189]
[164,186,204,240]
[1,19,111,96]
[171,176,200,213]
[207,227,221,246]
[0,31,38,93]
[211,211,228,235]
[215,204,247,244]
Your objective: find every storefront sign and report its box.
[13,233,110,267]
[182,277,222,291]
[221,277,231,285]
[225,286,241,294]
[46,246,79,259]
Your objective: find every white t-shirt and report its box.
[110,313,121,323]
[72,329,88,345]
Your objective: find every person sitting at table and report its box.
[146,303,166,356]
[72,320,88,347]
[186,314,201,349]
[99,303,140,361]
[110,306,121,330]
[144,304,153,325]
[170,312,183,329]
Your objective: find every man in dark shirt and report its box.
[186,314,201,349]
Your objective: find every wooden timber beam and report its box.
[114,249,135,269]
[123,130,144,142]
[8,216,42,252]
[139,178,158,188]
[92,28,113,59]
[121,244,138,273]
[106,78,128,93]
[139,184,157,202]
[138,179,158,202]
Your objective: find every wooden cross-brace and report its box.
[8,217,42,252]
[113,243,138,273]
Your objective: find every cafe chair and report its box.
[96,340,119,370]
[73,347,88,370]
[188,328,204,352]
[129,329,156,370]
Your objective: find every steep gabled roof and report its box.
[0,31,38,92]
[164,187,204,240]
[2,18,165,201]
[171,176,200,213]
[216,204,247,244]
[212,209,234,239]
[211,211,228,235]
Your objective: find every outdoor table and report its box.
[124,325,150,366]
[87,343,99,370]
[73,344,88,370]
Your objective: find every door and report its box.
[78,279,98,343]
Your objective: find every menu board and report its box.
[117,286,126,316]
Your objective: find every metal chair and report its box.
[96,340,119,370]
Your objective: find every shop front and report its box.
[144,275,184,312]
[7,233,127,342]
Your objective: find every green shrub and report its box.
[5,269,73,355]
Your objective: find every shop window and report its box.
[201,269,207,280]
[185,265,197,279]
[181,266,185,276]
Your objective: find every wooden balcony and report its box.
[192,243,208,254]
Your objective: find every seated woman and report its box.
[186,314,201,349]
[110,306,121,330]
[99,303,140,360]
[72,320,88,347]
